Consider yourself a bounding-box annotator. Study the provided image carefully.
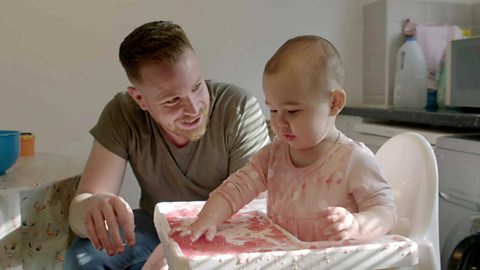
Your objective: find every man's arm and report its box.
[69,140,135,256]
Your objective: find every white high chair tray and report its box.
[154,199,418,270]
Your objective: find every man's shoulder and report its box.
[100,91,145,124]
[104,92,139,111]
[206,80,258,115]
[207,80,254,101]
[111,91,135,105]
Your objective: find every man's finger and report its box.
[86,213,102,250]
[113,199,136,247]
[91,207,114,256]
[103,203,124,254]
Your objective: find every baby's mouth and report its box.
[284,134,296,141]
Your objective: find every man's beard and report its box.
[171,107,209,142]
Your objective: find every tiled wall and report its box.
[474,3,480,35]
[363,0,389,106]
[363,0,476,107]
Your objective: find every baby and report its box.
[181,35,397,244]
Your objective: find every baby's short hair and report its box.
[264,35,345,91]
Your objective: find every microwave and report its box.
[445,36,480,108]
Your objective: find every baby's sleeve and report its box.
[345,146,397,223]
[211,144,270,214]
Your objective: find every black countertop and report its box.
[341,106,480,130]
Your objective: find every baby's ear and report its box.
[330,89,346,116]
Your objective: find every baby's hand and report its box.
[177,216,218,242]
[320,207,359,241]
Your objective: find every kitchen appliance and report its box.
[436,134,480,269]
[445,36,480,108]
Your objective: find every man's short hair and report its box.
[119,21,193,82]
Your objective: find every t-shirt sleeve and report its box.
[227,95,270,174]
[212,144,270,213]
[345,145,397,222]
[90,95,130,160]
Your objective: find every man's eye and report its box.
[165,98,179,105]
[192,82,201,92]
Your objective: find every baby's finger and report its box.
[328,230,348,241]
[178,229,192,237]
[318,207,334,217]
[205,227,217,242]
[318,207,344,222]
[190,228,207,242]
[169,226,185,235]
[170,226,183,233]
[325,213,343,224]
[323,222,348,235]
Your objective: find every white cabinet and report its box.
[337,115,462,153]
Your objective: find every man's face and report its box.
[128,49,210,146]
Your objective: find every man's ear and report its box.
[127,86,148,110]
[330,89,346,116]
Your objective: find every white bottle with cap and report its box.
[393,36,428,109]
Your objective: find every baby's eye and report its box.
[269,109,278,113]
[287,110,299,114]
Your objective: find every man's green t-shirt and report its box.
[91,80,270,215]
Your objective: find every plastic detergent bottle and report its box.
[393,36,428,109]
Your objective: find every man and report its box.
[64,21,270,269]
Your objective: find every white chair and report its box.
[375,132,441,270]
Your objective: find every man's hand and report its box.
[83,192,135,256]
[319,207,360,241]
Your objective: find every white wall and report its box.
[0,0,368,207]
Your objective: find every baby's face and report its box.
[263,70,335,150]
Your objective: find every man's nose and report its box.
[183,95,200,115]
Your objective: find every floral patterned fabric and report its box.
[0,175,79,270]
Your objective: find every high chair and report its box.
[375,132,441,270]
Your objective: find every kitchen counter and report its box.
[341,106,480,130]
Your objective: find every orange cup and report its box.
[20,132,35,156]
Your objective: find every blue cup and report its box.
[0,130,20,175]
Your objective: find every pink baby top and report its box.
[212,133,397,242]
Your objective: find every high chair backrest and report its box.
[375,132,438,242]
